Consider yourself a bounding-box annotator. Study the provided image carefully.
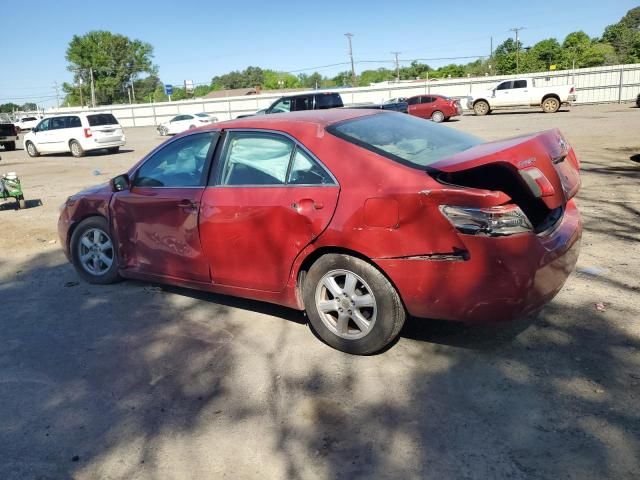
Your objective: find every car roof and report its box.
[214,108,383,130]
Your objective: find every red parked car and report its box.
[59,110,581,354]
[407,94,462,122]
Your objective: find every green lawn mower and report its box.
[0,157,25,209]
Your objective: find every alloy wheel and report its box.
[78,228,114,276]
[315,269,377,340]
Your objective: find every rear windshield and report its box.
[87,113,119,126]
[328,113,481,168]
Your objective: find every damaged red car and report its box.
[58,110,581,354]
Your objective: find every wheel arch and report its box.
[541,93,560,103]
[295,246,404,310]
[472,98,489,107]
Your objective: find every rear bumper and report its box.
[82,136,126,151]
[376,200,581,323]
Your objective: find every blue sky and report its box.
[2,0,637,107]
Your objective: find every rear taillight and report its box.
[440,205,533,236]
[84,128,92,138]
[519,167,556,198]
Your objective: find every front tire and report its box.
[25,141,39,157]
[431,110,445,123]
[69,140,85,158]
[473,100,490,116]
[17,196,25,209]
[542,97,560,113]
[303,254,405,355]
[70,217,120,284]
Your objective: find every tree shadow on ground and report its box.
[0,248,638,479]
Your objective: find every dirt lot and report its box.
[0,104,638,479]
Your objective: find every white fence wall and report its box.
[47,63,640,128]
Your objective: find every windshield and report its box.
[196,113,209,117]
[328,112,482,168]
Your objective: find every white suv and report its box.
[24,113,126,157]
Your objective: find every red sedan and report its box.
[407,94,462,122]
[58,109,581,354]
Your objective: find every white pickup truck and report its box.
[468,78,576,115]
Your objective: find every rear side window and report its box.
[513,80,527,88]
[328,113,481,169]
[87,113,119,126]
[315,94,343,109]
[218,132,294,185]
[291,96,312,111]
[422,96,435,103]
[68,116,81,128]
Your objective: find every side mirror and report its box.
[111,173,130,192]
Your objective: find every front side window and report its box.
[37,118,50,131]
[496,81,513,90]
[269,99,291,114]
[328,113,481,169]
[134,132,216,187]
[218,132,293,185]
[407,97,420,105]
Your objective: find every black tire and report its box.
[17,196,25,209]
[5,141,16,151]
[431,110,445,123]
[473,100,490,116]
[70,216,120,284]
[303,254,405,355]
[69,140,85,158]
[542,96,560,113]
[25,141,39,157]
[107,147,120,154]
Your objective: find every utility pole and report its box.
[345,33,356,87]
[130,78,136,103]
[490,36,493,58]
[391,51,401,82]
[509,27,525,74]
[89,67,96,108]
[53,82,60,109]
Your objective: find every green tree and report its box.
[358,68,394,86]
[20,102,38,111]
[399,61,431,79]
[63,30,157,106]
[0,103,19,113]
[263,70,300,89]
[602,7,640,63]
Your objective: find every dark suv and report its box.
[265,92,344,114]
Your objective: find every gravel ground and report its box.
[0,103,638,479]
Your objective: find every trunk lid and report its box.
[430,129,580,210]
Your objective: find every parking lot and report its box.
[0,104,638,479]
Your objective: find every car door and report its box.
[48,116,70,152]
[168,115,188,134]
[199,130,340,292]
[111,131,219,282]
[509,79,530,105]
[493,81,514,106]
[32,118,54,152]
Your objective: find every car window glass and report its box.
[423,97,435,103]
[407,97,419,105]
[87,113,118,126]
[292,96,311,111]
[37,119,50,131]
[513,80,527,88]
[270,99,291,113]
[134,132,215,188]
[288,148,334,185]
[316,94,342,109]
[50,117,67,130]
[68,116,81,128]
[219,132,293,186]
[497,81,513,90]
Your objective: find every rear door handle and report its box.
[177,199,198,210]
[291,199,323,211]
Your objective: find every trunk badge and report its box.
[517,158,536,168]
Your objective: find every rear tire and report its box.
[473,100,490,116]
[25,141,39,157]
[431,110,445,123]
[70,216,120,284]
[542,97,560,113]
[303,254,405,355]
[70,140,85,158]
